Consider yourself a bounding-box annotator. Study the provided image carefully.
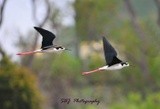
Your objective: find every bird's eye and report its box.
[56,47,62,50]
[122,62,128,66]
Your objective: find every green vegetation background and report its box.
[0,0,160,109]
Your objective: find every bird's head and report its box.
[121,62,129,67]
[54,46,71,51]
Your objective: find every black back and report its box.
[108,56,122,66]
[34,27,56,48]
[102,37,122,65]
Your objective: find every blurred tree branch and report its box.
[124,0,152,84]
[31,0,37,23]
[0,0,7,59]
[154,0,160,26]
[0,44,5,58]
[0,0,7,28]
[31,0,51,26]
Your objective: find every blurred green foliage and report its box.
[0,57,42,109]
[74,0,119,40]
[2,0,159,109]
[51,53,81,77]
[110,92,160,109]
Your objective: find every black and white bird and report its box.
[17,27,69,55]
[82,37,129,75]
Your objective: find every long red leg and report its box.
[16,51,38,56]
[82,69,102,75]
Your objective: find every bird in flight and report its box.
[17,27,69,56]
[82,37,129,75]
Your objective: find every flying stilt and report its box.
[82,37,129,75]
[17,27,69,55]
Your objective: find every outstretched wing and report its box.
[102,37,120,65]
[34,27,56,48]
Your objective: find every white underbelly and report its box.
[107,65,123,70]
[42,49,63,53]
[99,64,123,70]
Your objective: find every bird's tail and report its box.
[16,50,41,56]
[82,69,101,75]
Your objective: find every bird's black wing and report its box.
[102,37,122,65]
[34,27,56,48]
